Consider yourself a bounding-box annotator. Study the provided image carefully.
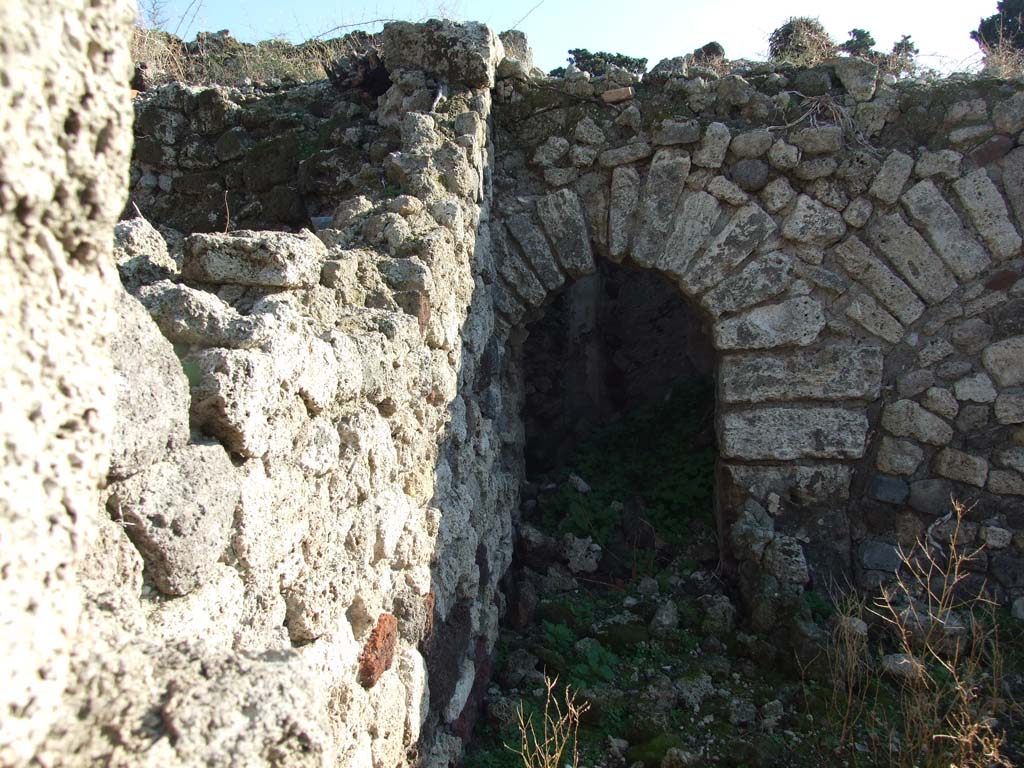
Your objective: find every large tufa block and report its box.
[382,20,503,88]
[183,229,326,288]
[720,407,869,460]
[108,292,191,480]
[107,443,239,596]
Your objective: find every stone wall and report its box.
[0,0,135,762]
[486,55,1024,627]
[7,15,525,768]
[4,9,1024,767]
[127,79,385,233]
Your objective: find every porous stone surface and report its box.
[108,443,239,595]
[0,0,134,760]
[7,13,1024,767]
[381,19,503,87]
[108,293,191,480]
[720,407,868,460]
[183,229,326,287]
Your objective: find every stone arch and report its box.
[488,156,883,614]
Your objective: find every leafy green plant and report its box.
[549,48,647,77]
[539,378,716,551]
[570,641,619,686]
[973,0,1024,51]
[543,620,576,655]
[541,621,619,688]
[803,590,834,623]
[840,28,877,57]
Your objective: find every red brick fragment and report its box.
[421,591,436,647]
[357,613,398,689]
[986,269,1019,291]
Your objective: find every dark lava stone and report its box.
[732,158,770,191]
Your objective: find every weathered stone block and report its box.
[768,139,800,170]
[708,174,749,203]
[722,463,852,505]
[653,118,701,145]
[714,296,825,349]
[995,393,1024,424]
[720,407,868,460]
[781,194,846,245]
[868,475,909,504]
[608,165,641,261]
[875,437,924,476]
[882,400,953,445]
[693,122,731,168]
[108,443,239,596]
[915,149,962,180]
[989,470,1024,496]
[183,230,325,288]
[909,478,953,514]
[505,215,564,291]
[138,280,270,349]
[382,20,502,87]
[900,180,989,280]
[730,130,773,158]
[982,336,1024,387]
[114,216,179,292]
[536,189,595,277]
[866,212,956,304]
[869,150,913,204]
[999,148,1024,232]
[702,251,792,315]
[842,291,904,344]
[921,387,959,420]
[598,142,652,167]
[495,233,545,306]
[109,293,191,480]
[954,373,997,403]
[833,236,923,325]
[828,56,877,101]
[763,536,809,584]
[681,203,776,294]
[953,169,1022,260]
[860,540,901,571]
[720,342,882,403]
[660,191,720,280]
[631,149,691,267]
[932,448,988,488]
[792,126,843,154]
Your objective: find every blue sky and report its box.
[145,0,998,73]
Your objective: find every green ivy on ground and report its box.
[539,378,716,549]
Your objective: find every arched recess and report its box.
[489,154,882,625]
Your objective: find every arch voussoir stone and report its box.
[505,215,565,292]
[535,188,595,278]
[630,148,691,267]
[701,250,794,317]
[901,179,990,280]
[866,210,957,304]
[677,202,777,296]
[658,190,721,286]
[832,235,925,325]
[494,227,546,307]
[713,295,826,350]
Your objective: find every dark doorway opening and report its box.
[518,258,719,575]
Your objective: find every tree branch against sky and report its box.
[140,0,996,73]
